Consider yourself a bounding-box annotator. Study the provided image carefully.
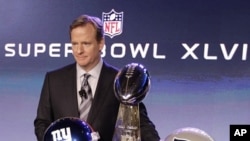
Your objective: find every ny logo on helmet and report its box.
[51,127,72,141]
[102,9,124,38]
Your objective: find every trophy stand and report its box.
[112,103,140,141]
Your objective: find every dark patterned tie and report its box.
[79,73,92,121]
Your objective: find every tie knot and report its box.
[83,73,91,80]
[82,73,91,88]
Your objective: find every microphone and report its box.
[79,89,87,99]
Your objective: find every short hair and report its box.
[69,15,104,42]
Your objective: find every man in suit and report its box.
[34,14,160,141]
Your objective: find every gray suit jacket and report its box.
[34,62,160,141]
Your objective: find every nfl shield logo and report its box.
[102,9,123,38]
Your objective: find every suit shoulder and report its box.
[47,63,76,75]
[103,62,119,74]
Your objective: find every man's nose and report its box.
[77,45,84,54]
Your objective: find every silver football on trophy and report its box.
[114,63,151,105]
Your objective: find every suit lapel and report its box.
[65,63,79,117]
[87,62,115,124]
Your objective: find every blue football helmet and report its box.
[43,117,99,141]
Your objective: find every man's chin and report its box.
[77,62,88,68]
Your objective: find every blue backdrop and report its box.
[1,1,250,140]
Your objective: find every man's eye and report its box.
[83,43,91,46]
[72,43,77,46]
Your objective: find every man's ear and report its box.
[99,38,105,51]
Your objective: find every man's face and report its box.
[71,23,104,71]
